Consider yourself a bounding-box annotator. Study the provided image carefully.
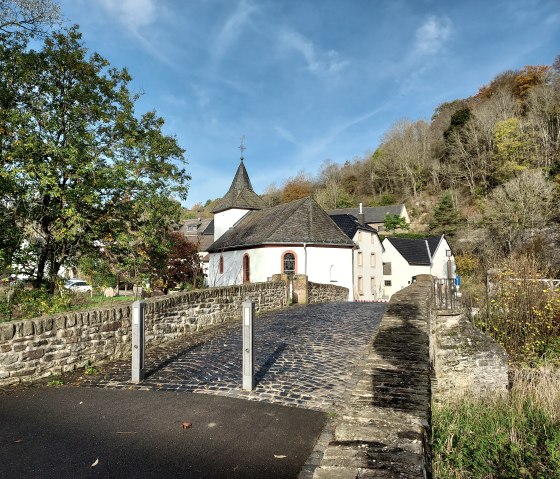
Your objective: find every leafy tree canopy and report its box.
[0,26,189,291]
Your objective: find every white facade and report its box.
[213,208,251,241]
[352,230,384,300]
[208,245,354,300]
[381,236,455,298]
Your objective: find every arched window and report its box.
[219,255,224,274]
[282,251,296,275]
[243,254,250,283]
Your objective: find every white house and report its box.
[381,235,455,298]
[330,212,385,301]
[207,159,355,299]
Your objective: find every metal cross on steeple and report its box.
[239,135,246,160]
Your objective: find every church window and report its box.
[243,254,250,283]
[282,251,296,275]
[219,255,224,274]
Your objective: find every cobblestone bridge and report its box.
[66,302,386,412]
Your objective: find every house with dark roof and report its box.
[329,213,384,300]
[328,204,410,231]
[207,159,355,298]
[381,235,455,297]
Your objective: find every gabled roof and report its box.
[212,161,267,213]
[384,235,444,266]
[208,197,354,252]
[179,218,215,252]
[328,204,405,224]
[329,214,377,239]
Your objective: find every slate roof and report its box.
[385,235,444,266]
[208,197,355,252]
[329,214,377,240]
[328,205,405,224]
[179,218,214,252]
[212,161,267,213]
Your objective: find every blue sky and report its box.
[57,0,560,207]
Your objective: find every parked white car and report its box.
[64,279,92,293]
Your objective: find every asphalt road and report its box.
[0,386,326,479]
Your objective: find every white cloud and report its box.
[98,0,157,32]
[213,0,258,61]
[279,29,349,76]
[414,16,453,55]
[274,125,297,144]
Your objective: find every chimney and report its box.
[357,202,365,226]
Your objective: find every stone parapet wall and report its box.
[313,281,434,479]
[431,311,508,402]
[308,282,348,304]
[0,282,288,387]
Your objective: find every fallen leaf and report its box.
[13,439,23,444]
[91,458,99,468]
[116,431,137,434]
[181,421,192,429]
[274,455,287,459]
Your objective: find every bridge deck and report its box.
[66,302,385,412]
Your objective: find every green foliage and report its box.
[0,288,131,322]
[429,191,463,238]
[433,396,560,479]
[383,214,409,232]
[47,379,64,387]
[443,107,471,140]
[0,26,188,292]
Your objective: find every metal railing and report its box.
[433,278,460,311]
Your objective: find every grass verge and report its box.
[433,366,560,479]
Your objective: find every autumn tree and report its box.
[482,170,558,254]
[0,0,59,36]
[280,172,313,203]
[152,232,202,293]
[1,27,189,291]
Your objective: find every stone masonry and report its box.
[312,281,434,479]
[431,311,509,402]
[0,280,348,387]
[309,282,349,304]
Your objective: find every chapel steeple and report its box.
[212,144,266,214]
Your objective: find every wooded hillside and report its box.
[191,57,560,275]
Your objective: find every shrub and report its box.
[476,254,560,363]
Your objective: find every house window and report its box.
[219,255,224,274]
[243,254,250,283]
[384,280,392,287]
[370,253,376,267]
[357,231,362,241]
[357,251,363,266]
[383,262,392,275]
[282,251,296,275]
[358,276,363,295]
[370,277,376,294]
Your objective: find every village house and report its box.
[381,235,455,297]
[329,210,385,301]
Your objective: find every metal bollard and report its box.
[131,300,145,383]
[242,299,255,390]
